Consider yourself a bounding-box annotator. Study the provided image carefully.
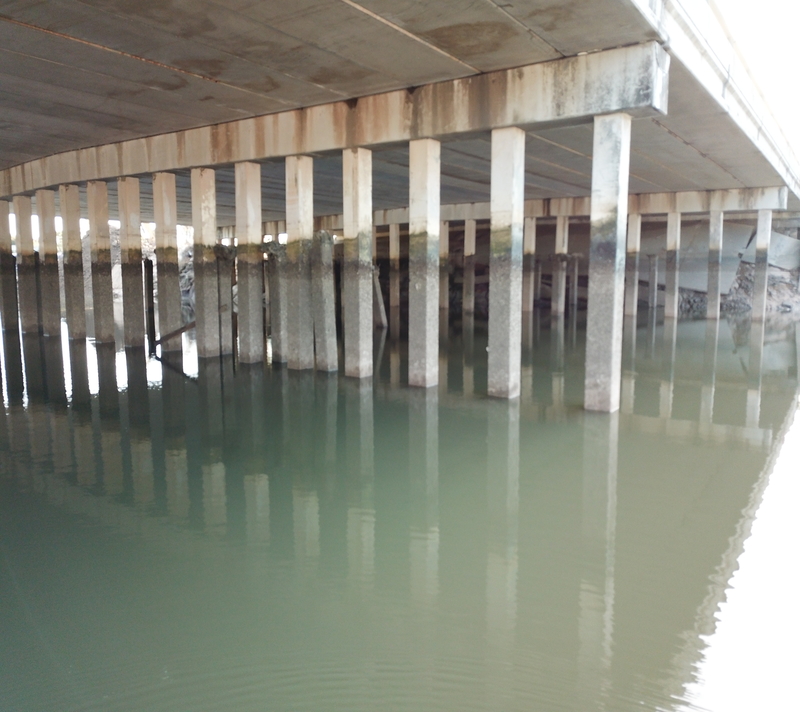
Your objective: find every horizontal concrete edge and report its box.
[0,42,669,199]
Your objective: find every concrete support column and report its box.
[664,212,681,319]
[153,172,182,352]
[266,243,287,363]
[389,223,401,309]
[286,155,315,370]
[408,139,440,388]
[463,218,477,315]
[552,215,569,316]
[191,167,223,358]
[570,255,580,312]
[439,219,450,311]
[36,190,60,337]
[13,196,38,334]
[59,185,86,340]
[235,161,264,364]
[0,200,18,332]
[584,112,632,412]
[706,210,724,321]
[342,148,374,378]
[752,209,772,322]
[623,212,641,318]
[648,254,659,311]
[488,127,525,399]
[522,216,536,312]
[311,230,338,371]
[118,177,145,348]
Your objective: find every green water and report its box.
[0,314,797,711]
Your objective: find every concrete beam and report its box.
[631,187,788,214]
[0,43,669,197]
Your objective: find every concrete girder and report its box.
[0,42,668,198]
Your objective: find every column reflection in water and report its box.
[578,412,618,710]
[241,365,272,547]
[620,314,637,415]
[96,344,124,496]
[747,318,766,430]
[700,317,721,433]
[550,315,566,412]
[162,355,190,522]
[42,338,71,486]
[659,317,678,420]
[68,339,94,488]
[346,379,374,591]
[125,347,153,504]
[22,335,47,492]
[409,388,439,608]
[485,399,520,704]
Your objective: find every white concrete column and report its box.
[752,209,771,322]
[235,161,264,364]
[488,127,525,398]
[13,195,38,334]
[584,112,632,412]
[286,155,315,370]
[463,218,477,315]
[118,177,145,349]
[664,211,681,319]
[191,167,223,358]
[522,216,536,312]
[311,230,338,371]
[59,185,86,340]
[623,212,641,318]
[408,138,440,388]
[36,190,61,337]
[153,172,182,352]
[552,215,569,316]
[342,147,374,378]
[0,200,18,332]
[706,209,724,321]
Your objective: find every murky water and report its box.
[1,313,798,712]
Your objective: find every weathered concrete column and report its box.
[266,243,287,363]
[551,215,569,316]
[13,196,39,334]
[59,185,86,340]
[752,209,772,322]
[311,230,338,371]
[36,190,61,337]
[648,254,659,311]
[439,219,449,311]
[488,126,525,399]
[286,155,315,370]
[191,168,222,358]
[463,218,477,315]
[570,255,580,312]
[235,162,264,363]
[408,139,440,387]
[664,212,681,319]
[584,112,632,413]
[623,212,641,318]
[0,200,19,332]
[342,147,374,378]
[153,172,182,352]
[118,177,145,348]
[522,216,536,312]
[389,222,401,308]
[706,209,724,320]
